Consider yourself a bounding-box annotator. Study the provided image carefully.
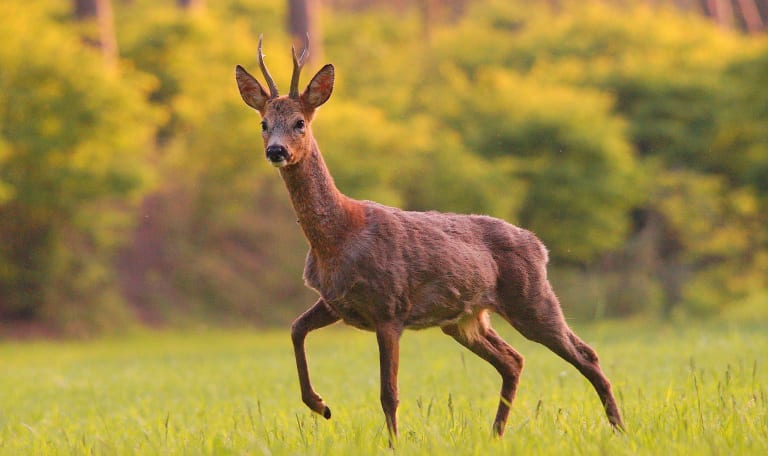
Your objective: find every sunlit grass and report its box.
[0,320,766,454]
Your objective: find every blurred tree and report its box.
[700,0,767,33]
[0,1,157,333]
[177,0,205,11]
[715,44,768,194]
[647,0,768,33]
[3,0,767,332]
[706,0,736,29]
[416,0,470,39]
[73,0,119,69]
[424,12,641,264]
[288,0,322,62]
[115,6,319,325]
[422,0,767,317]
[735,0,766,33]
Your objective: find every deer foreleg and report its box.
[291,299,340,419]
[376,322,403,445]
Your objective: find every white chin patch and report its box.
[270,159,288,168]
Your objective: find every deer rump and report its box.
[303,201,549,335]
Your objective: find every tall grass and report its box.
[1,319,766,454]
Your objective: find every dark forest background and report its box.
[1,0,767,336]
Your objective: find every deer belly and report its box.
[305,247,498,331]
[403,283,496,329]
[323,292,379,331]
[321,279,493,331]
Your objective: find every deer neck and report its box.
[279,139,364,256]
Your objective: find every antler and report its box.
[258,34,279,99]
[289,34,310,99]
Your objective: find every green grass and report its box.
[1,319,766,455]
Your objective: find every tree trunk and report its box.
[74,0,98,16]
[705,0,735,28]
[416,0,471,41]
[73,0,118,69]
[176,0,205,11]
[736,0,765,33]
[288,0,321,63]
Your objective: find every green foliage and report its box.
[715,44,768,193]
[1,322,766,453]
[0,1,157,332]
[1,0,768,332]
[515,3,742,169]
[417,65,639,262]
[442,0,767,315]
[324,10,425,118]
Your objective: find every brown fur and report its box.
[235,47,624,441]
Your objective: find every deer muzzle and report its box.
[265,144,290,167]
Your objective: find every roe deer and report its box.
[235,36,624,440]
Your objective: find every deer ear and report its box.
[235,65,269,113]
[301,64,334,110]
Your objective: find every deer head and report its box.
[235,35,335,168]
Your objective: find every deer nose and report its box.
[265,145,290,167]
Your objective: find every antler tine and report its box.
[289,34,310,99]
[258,34,279,99]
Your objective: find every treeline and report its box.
[1,0,767,335]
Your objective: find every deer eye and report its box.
[294,119,305,131]
[261,120,268,132]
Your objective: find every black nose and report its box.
[265,145,289,164]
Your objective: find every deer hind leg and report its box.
[441,313,524,437]
[376,322,403,446]
[290,299,340,419]
[503,288,624,430]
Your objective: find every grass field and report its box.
[1,318,766,455]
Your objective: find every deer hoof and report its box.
[492,421,506,437]
[302,394,331,419]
